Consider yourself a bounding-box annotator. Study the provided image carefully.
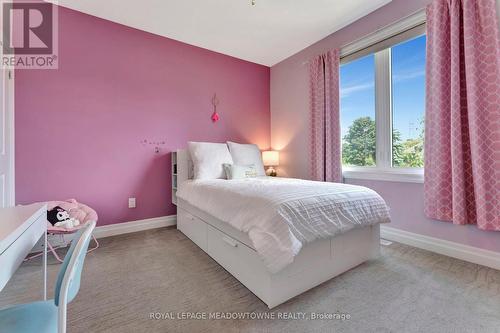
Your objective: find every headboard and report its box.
[176,149,193,187]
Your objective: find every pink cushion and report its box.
[46,199,98,232]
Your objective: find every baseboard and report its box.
[380,225,500,271]
[93,215,177,239]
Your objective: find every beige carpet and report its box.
[1,227,499,333]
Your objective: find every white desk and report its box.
[0,203,48,299]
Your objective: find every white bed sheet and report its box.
[177,177,390,273]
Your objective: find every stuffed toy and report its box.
[47,206,80,229]
[47,199,98,224]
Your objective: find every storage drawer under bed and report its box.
[206,222,270,297]
[177,208,207,252]
[177,204,380,308]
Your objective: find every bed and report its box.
[174,147,390,308]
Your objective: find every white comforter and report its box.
[177,177,390,273]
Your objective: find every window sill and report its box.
[342,168,424,183]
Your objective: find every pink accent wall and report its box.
[271,0,500,252]
[15,6,270,225]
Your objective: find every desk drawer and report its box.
[0,214,45,291]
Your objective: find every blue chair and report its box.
[0,221,96,333]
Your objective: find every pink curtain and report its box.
[424,0,500,231]
[310,49,342,182]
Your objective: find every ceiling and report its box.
[49,0,392,66]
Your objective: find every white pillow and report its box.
[223,164,258,179]
[227,141,266,176]
[188,142,233,179]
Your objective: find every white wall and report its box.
[270,0,500,252]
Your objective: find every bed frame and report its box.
[174,149,381,308]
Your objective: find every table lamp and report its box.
[262,150,279,177]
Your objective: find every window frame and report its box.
[340,10,426,183]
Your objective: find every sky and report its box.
[340,35,426,141]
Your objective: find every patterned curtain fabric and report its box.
[424,0,500,230]
[310,49,341,182]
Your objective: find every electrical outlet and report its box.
[128,198,136,208]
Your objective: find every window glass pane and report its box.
[340,54,376,167]
[391,35,426,168]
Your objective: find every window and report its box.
[339,12,426,182]
[340,54,376,167]
[391,36,426,168]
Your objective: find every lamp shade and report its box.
[262,150,279,166]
